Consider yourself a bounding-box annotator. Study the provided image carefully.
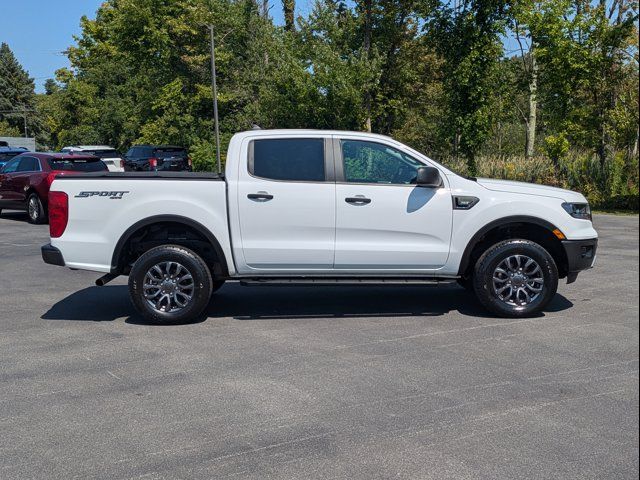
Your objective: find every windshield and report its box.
[48,158,107,172]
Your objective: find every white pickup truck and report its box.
[42,129,598,323]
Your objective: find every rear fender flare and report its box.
[110,214,229,276]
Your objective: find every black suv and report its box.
[124,145,192,172]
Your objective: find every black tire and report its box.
[128,245,213,324]
[472,239,558,318]
[211,280,225,294]
[27,193,46,224]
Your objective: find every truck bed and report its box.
[49,173,232,273]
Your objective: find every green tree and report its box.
[0,119,20,137]
[528,0,638,163]
[0,42,38,138]
[426,0,511,174]
[283,0,295,31]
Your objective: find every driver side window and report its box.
[340,140,423,185]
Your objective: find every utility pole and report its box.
[209,24,222,175]
[23,106,28,138]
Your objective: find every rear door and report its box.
[11,156,41,203]
[235,136,336,272]
[333,136,453,272]
[0,158,21,205]
[124,147,149,170]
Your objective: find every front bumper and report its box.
[41,243,65,267]
[562,238,598,283]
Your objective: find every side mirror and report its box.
[416,166,442,188]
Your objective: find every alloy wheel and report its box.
[28,196,40,221]
[492,255,544,307]
[143,261,195,313]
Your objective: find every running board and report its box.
[239,278,458,287]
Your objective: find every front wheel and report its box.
[129,245,213,324]
[472,239,558,318]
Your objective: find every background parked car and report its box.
[124,145,192,172]
[0,146,29,170]
[60,145,125,172]
[0,152,108,223]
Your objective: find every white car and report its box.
[43,130,598,324]
[60,145,125,172]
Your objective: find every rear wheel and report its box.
[472,239,558,318]
[128,245,213,324]
[27,193,45,224]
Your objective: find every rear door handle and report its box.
[248,192,274,201]
[345,196,371,205]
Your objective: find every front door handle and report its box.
[345,196,371,205]
[248,192,274,201]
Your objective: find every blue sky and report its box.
[1,0,105,92]
[1,1,314,93]
[1,1,520,94]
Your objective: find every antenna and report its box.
[209,24,222,175]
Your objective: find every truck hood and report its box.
[476,178,587,202]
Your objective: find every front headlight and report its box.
[562,202,592,221]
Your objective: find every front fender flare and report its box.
[457,215,560,276]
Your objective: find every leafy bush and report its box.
[440,150,639,211]
[543,134,570,163]
[189,139,218,172]
[189,135,233,173]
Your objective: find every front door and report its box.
[334,137,453,272]
[236,136,336,272]
[0,157,21,206]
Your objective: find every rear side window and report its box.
[17,156,40,172]
[250,138,325,182]
[47,158,107,172]
[126,147,149,157]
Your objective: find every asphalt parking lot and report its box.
[0,212,638,479]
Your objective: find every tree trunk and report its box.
[525,49,538,159]
[363,0,372,132]
[283,0,295,31]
